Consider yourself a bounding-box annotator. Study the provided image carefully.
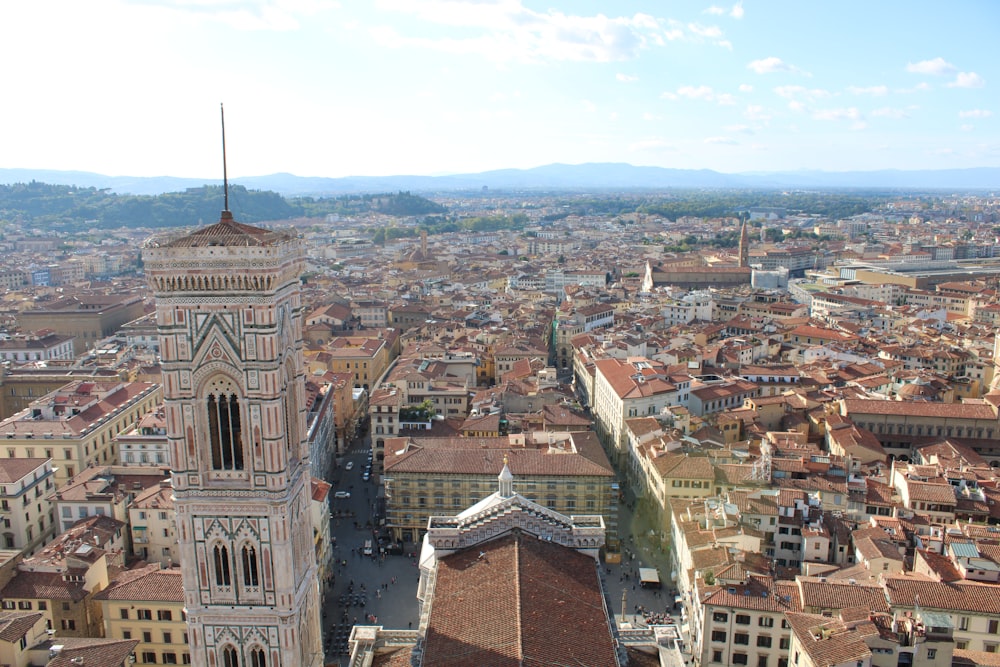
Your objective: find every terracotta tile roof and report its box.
[915,549,963,583]
[953,649,1000,667]
[384,433,613,477]
[158,214,291,248]
[0,458,49,483]
[905,479,957,505]
[728,490,778,516]
[842,397,997,420]
[594,358,676,400]
[130,482,175,510]
[702,577,801,612]
[423,532,618,667]
[653,454,714,480]
[46,638,141,667]
[884,573,1000,614]
[372,647,415,666]
[0,570,87,602]
[865,479,896,506]
[0,611,43,642]
[785,611,873,667]
[94,564,184,603]
[796,577,890,613]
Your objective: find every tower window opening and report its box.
[208,393,244,470]
[222,646,239,667]
[214,544,232,587]
[242,544,260,587]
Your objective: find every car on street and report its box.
[334,491,351,499]
[345,462,354,470]
[362,472,370,481]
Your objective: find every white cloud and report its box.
[747,56,809,76]
[961,124,975,132]
[369,1,670,63]
[738,84,753,93]
[959,109,993,119]
[773,85,830,103]
[905,57,956,76]
[871,107,910,120]
[896,82,933,94]
[685,22,730,48]
[704,136,738,145]
[703,3,742,19]
[668,85,738,105]
[677,85,715,100]
[744,105,771,121]
[948,72,985,88]
[724,124,754,134]
[642,112,661,121]
[688,23,723,38]
[162,0,343,31]
[847,85,888,96]
[582,99,597,113]
[812,107,862,122]
[617,73,639,83]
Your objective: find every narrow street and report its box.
[320,437,420,664]
[318,436,689,663]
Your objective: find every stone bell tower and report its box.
[144,209,323,667]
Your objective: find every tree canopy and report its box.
[0,182,447,230]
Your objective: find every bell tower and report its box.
[144,209,323,667]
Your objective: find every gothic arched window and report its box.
[222,646,239,667]
[242,544,260,587]
[207,392,244,470]
[214,544,232,587]
[250,648,266,667]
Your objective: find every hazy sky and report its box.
[2,1,997,179]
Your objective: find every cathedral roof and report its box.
[160,211,292,248]
[422,531,619,667]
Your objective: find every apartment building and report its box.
[128,481,177,567]
[0,380,161,486]
[0,458,56,554]
[0,331,75,364]
[592,357,680,464]
[117,409,169,468]
[95,564,190,666]
[382,431,617,548]
[17,294,146,356]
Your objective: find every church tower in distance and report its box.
[738,219,750,268]
[143,210,323,667]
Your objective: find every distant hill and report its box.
[0,164,997,196]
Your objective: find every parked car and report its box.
[334,491,351,499]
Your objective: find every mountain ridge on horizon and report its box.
[0,163,997,197]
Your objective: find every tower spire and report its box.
[498,454,514,498]
[738,216,749,268]
[220,103,231,220]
